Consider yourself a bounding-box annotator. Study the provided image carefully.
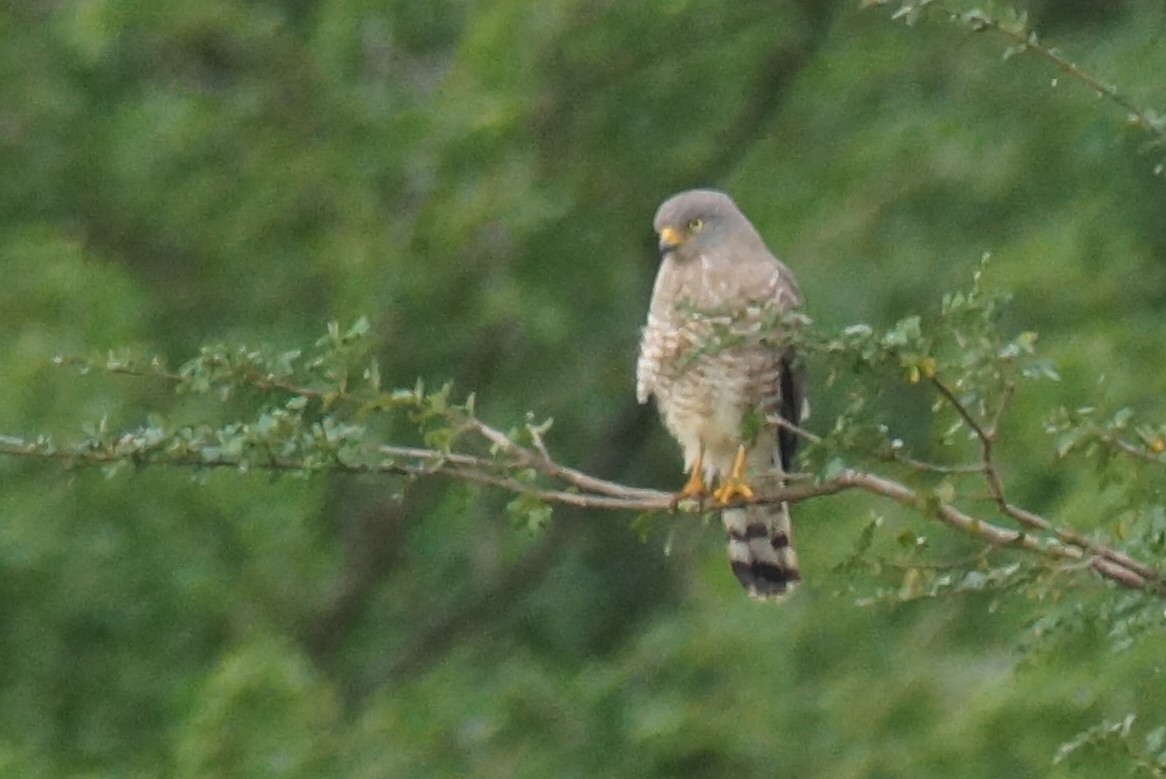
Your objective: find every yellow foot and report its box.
[713,478,754,505]
[713,444,755,505]
[671,450,708,509]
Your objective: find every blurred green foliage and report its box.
[3,0,1166,776]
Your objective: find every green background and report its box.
[2,0,1165,776]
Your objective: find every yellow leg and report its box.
[713,445,755,504]
[673,446,708,505]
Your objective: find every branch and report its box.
[866,2,1166,165]
[954,8,1166,149]
[3,404,1161,597]
[930,377,1163,587]
[15,301,1164,600]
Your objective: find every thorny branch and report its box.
[954,8,1166,150]
[461,386,1166,594]
[10,290,1166,601]
[929,377,1163,589]
[2,374,1162,597]
[867,1,1166,167]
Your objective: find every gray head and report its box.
[652,189,764,262]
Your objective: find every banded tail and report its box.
[722,500,800,600]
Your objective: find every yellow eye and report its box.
[687,218,703,233]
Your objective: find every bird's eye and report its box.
[687,218,703,233]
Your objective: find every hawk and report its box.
[636,189,806,600]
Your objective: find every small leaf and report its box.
[364,358,381,391]
[933,480,956,504]
[821,457,848,481]
[347,316,371,338]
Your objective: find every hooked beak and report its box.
[658,226,684,254]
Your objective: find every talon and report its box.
[713,445,754,505]
[670,447,708,509]
[713,479,754,504]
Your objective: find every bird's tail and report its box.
[722,500,800,601]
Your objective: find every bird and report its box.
[636,189,806,600]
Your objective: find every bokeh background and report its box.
[2,0,1166,776]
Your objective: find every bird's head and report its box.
[653,189,750,262]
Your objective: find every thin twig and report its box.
[950,8,1166,148]
[929,377,1162,586]
[1097,432,1166,464]
[896,456,986,475]
[461,416,664,501]
[771,413,985,475]
[3,398,1163,596]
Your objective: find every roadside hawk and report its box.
[636,189,806,600]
